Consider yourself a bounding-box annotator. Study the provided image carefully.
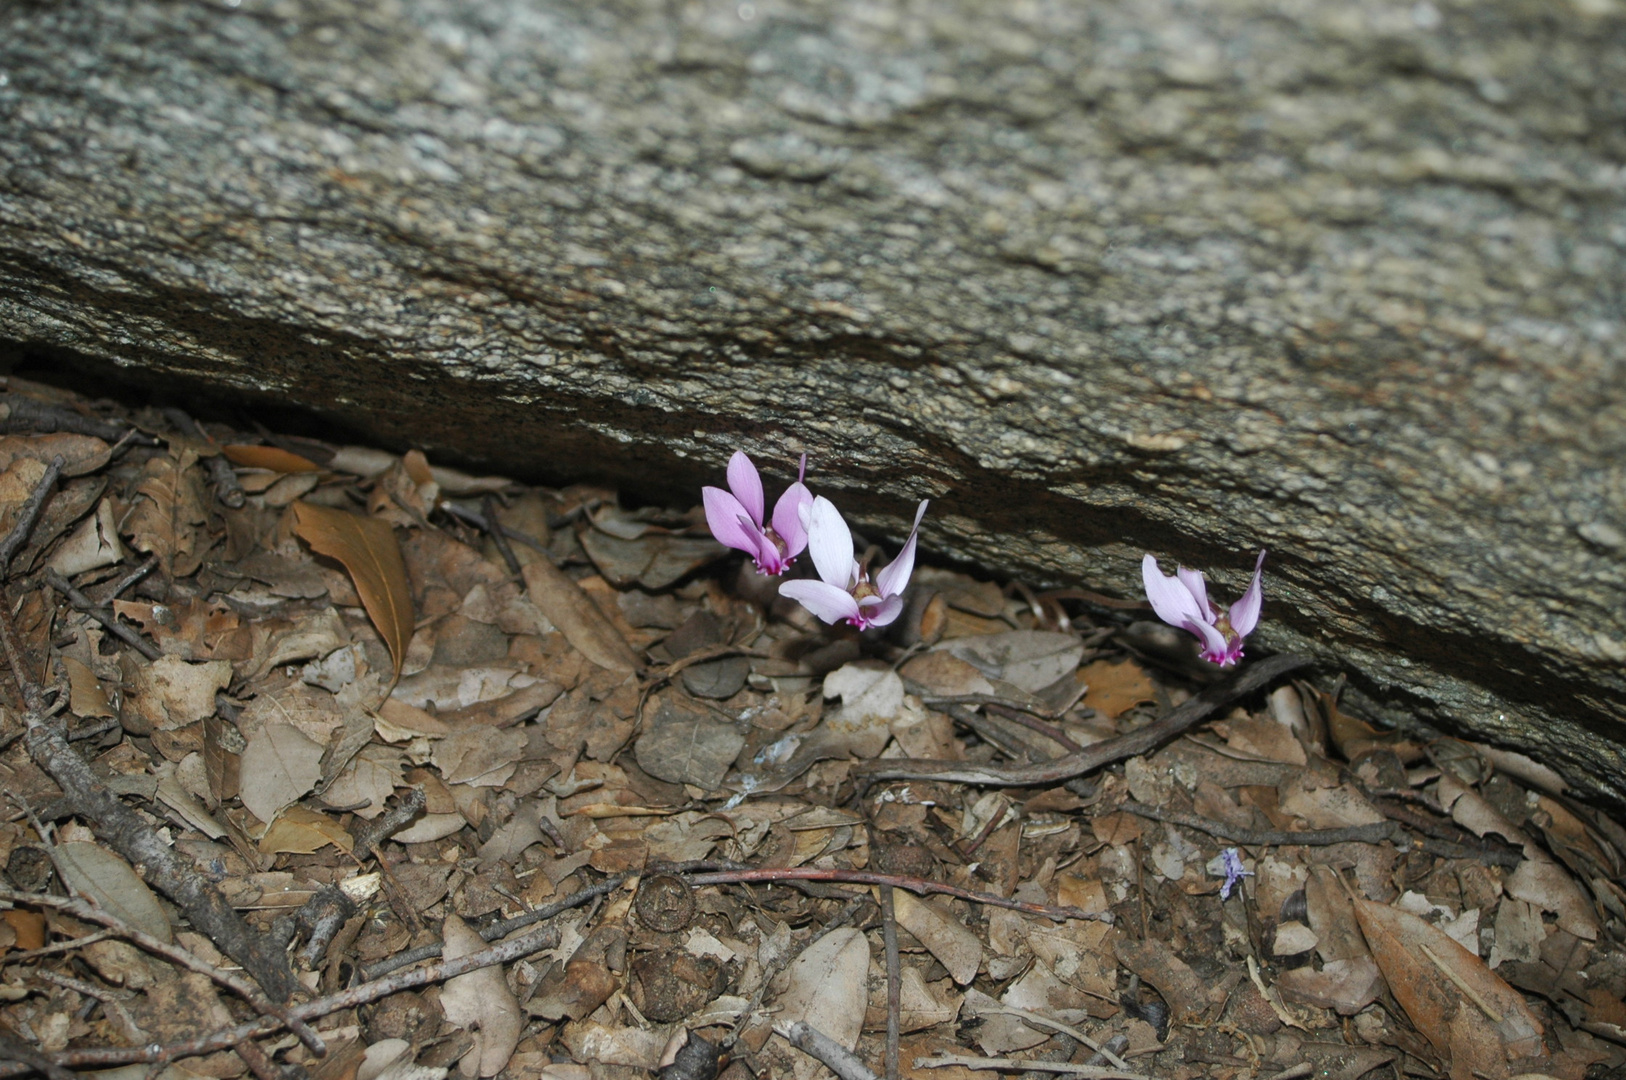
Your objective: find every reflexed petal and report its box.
[1189,619,1232,664]
[746,522,787,574]
[1228,549,1267,638]
[805,496,856,588]
[875,499,929,599]
[779,579,861,624]
[772,482,815,557]
[725,451,765,526]
[1176,567,1212,621]
[1142,555,1208,629]
[858,594,905,629]
[704,487,762,553]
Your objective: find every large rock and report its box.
[2,0,1624,798]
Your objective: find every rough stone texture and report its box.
[2,1,1624,796]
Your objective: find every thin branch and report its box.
[0,889,322,1054]
[856,654,1311,787]
[778,1022,878,1080]
[879,885,900,1080]
[0,907,568,1073]
[481,495,523,576]
[681,868,1107,923]
[912,1052,1151,1078]
[0,455,63,577]
[1119,801,1405,847]
[18,714,300,1002]
[43,570,161,661]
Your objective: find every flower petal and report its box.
[725,450,765,526]
[1142,555,1208,629]
[875,499,929,599]
[704,487,763,553]
[1176,567,1212,621]
[1189,619,1233,665]
[857,594,905,629]
[1227,549,1267,638]
[805,496,856,589]
[779,579,861,624]
[772,482,815,558]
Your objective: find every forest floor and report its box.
[0,374,1621,1080]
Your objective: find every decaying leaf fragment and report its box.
[238,719,324,825]
[126,450,209,577]
[772,927,871,1080]
[439,915,522,1077]
[293,501,414,681]
[56,842,173,944]
[1354,896,1546,1080]
[520,558,639,674]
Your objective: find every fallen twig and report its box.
[879,884,900,1080]
[0,887,319,1052]
[681,868,1108,923]
[162,408,244,508]
[857,653,1311,787]
[965,1001,1129,1070]
[0,395,150,445]
[779,1022,878,1080]
[0,908,565,1074]
[44,569,161,661]
[913,1052,1151,1078]
[1119,800,1405,848]
[0,455,64,577]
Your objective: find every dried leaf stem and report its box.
[778,1022,879,1080]
[43,569,162,661]
[681,868,1108,923]
[0,912,565,1074]
[1119,801,1405,847]
[879,884,901,1080]
[857,653,1311,788]
[0,455,63,576]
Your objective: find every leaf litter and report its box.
[0,375,1616,1080]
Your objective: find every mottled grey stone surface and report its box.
[2,0,1624,796]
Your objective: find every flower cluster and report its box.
[702,451,813,577]
[1142,549,1266,666]
[703,450,928,630]
[709,451,1273,653]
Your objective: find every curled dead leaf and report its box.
[520,559,639,674]
[292,502,414,682]
[222,444,323,472]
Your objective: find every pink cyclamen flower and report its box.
[779,496,929,630]
[1141,549,1266,666]
[703,451,814,576]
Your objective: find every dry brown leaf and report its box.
[259,805,355,855]
[126,450,208,577]
[221,444,324,472]
[1080,658,1157,718]
[520,559,639,674]
[117,655,233,734]
[238,720,324,824]
[892,892,983,986]
[0,432,111,477]
[62,656,114,719]
[293,501,414,682]
[772,926,871,1080]
[440,915,522,1077]
[56,842,173,943]
[1354,896,1546,1080]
